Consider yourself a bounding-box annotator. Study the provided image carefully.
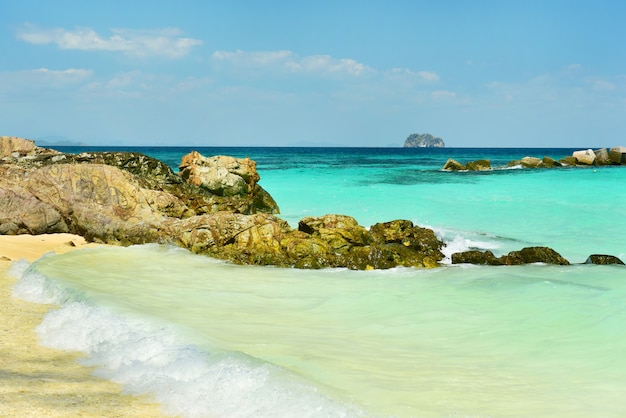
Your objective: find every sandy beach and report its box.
[0,234,167,417]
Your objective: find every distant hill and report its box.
[403,133,445,148]
[35,136,88,146]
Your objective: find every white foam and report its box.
[10,259,68,304]
[430,226,501,264]
[12,262,366,418]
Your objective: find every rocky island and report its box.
[403,133,445,148]
[1,136,622,268]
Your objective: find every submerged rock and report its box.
[584,254,625,265]
[452,247,570,266]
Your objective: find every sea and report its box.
[9,146,626,417]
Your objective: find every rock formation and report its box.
[0,137,445,269]
[451,247,570,266]
[404,133,445,148]
[2,136,622,270]
[442,147,626,171]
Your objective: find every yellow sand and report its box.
[0,234,168,417]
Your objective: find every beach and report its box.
[0,234,166,418]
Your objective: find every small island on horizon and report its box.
[403,133,445,148]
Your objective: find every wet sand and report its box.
[0,234,167,417]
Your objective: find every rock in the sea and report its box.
[404,133,445,148]
[572,149,596,165]
[451,250,501,265]
[584,254,625,265]
[466,159,491,171]
[502,246,570,265]
[451,246,570,266]
[541,156,561,167]
[442,158,466,171]
[609,146,626,164]
[172,213,445,270]
[560,156,578,166]
[520,156,543,168]
[593,148,612,166]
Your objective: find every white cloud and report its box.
[212,49,374,77]
[588,78,616,92]
[0,68,94,99]
[0,68,92,87]
[431,90,456,101]
[212,49,293,65]
[16,24,202,58]
[388,68,440,82]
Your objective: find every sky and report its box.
[1,0,626,147]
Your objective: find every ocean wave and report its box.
[429,226,505,264]
[10,261,366,418]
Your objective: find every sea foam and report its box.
[11,262,365,418]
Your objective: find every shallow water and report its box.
[12,244,626,417]
[14,146,626,417]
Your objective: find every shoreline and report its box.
[0,234,167,417]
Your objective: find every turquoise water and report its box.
[11,147,626,417]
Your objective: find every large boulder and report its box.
[179,152,259,196]
[520,156,543,168]
[169,213,445,270]
[573,149,596,165]
[542,156,561,167]
[178,151,279,214]
[451,250,501,265]
[559,156,578,166]
[609,146,626,165]
[593,148,611,166]
[442,158,466,171]
[0,163,175,244]
[465,159,491,171]
[502,246,570,265]
[170,212,293,265]
[0,186,68,234]
[0,136,37,158]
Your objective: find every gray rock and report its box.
[573,149,596,165]
[609,146,626,164]
[404,133,445,148]
[593,148,611,165]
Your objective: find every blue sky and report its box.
[1,0,625,147]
